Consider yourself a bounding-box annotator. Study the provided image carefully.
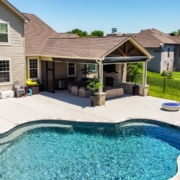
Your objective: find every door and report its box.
[47,61,55,93]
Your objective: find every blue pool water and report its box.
[0,121,180,180]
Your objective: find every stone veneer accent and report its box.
[119,82,149,96]
[122,63,127,82]
[103,64,149,96]
[95,92,106,106]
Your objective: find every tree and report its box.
[90,30,104,37]
[67,29,88,37]
[170,29,180,36]
[67,29,104,37]
[127,63,141,84]
[80,64,92,78]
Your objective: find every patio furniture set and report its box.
[68,81,92,98]
[68,80,124,99]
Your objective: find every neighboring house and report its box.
[132,29,177,73]
[169,36,180,71]
[0,0,29,92]
[24,13,152,95]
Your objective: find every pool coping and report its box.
[1,116,180,134]
[1,117,180,179]
[170,156,180,180]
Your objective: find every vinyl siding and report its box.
[174,45,180,71]
[146,48,161,73]
[161,45,175,73]
[0,1,25,92]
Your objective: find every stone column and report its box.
[122,63,127,82]
[115,64,121,74]
[141,61,148,96]
[142,61,147,86]
[98,61,103,93]
[95,92,106,106]
[139,85,149,96]
[96,60,106,106]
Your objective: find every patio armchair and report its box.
[13,81,25,97]
[68,81,86,92]
[71,85,79,96]
[68,82,76,92]
[79,87,92,98]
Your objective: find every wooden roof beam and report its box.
[117,47,127,57]
[127,47,135,55]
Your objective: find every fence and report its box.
[147,76,180,97]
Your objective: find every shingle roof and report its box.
[132,29,176,48]
[51,33,79,38]
[24,13,57,55]
[169,36,180,44]
[41,36,128,59]
[24,13,79,55]
[24,13,151,59]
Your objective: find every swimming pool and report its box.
[0,120,180,180]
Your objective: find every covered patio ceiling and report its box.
[53,56,150,64]
[103,56,150,64]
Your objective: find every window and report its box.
[167,63,169,71]
[179,46,180,57]
[68,63,76,76]
[29,59,38,78]
[0,21,10,44]
[0,60,10,83]
[87,64,97,72]
[167,48,170,58]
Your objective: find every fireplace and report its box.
[103,64,124,87]
[105,77,114,86]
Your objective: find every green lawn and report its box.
[139,69,180,80]
[138,69,180,101]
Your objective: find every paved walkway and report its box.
[0,90,180,134]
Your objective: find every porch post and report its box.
[140,60,149,96]
[142,61,147,86]
[98,60,103,93]
[96,60,106,106]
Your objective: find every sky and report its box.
[8,0,180,35]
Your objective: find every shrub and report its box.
[87,76,103,95]
[161,70,167,76]
[166,71,173,79]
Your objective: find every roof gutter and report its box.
[26,54,103,61]
[103,56,152,64]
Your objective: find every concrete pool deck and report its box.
[0,90,180,134]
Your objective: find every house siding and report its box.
[174,45,180,71]
[146,48,161,73]
[161,45,175,73]
[146,45,175,73]
[0,1,25,91]
[41,61,98,83]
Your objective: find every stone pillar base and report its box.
[95,92,106,106]
[139,85,149,96]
